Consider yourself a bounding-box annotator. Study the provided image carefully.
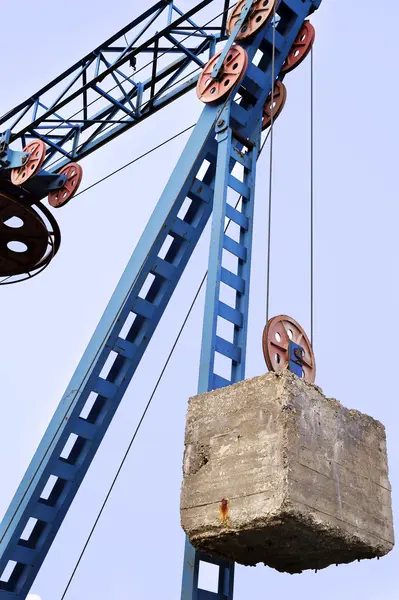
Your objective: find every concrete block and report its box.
[180,371,394,573]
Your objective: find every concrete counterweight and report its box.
[180,371,394,573]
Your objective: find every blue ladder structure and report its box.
[181,119,260,600]
[0,0,322,597]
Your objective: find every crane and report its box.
[0,0,322,597]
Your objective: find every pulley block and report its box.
[196,45,248,104]
[48,162,83,208]
[262,80,287,130]
[10,139,47,186]
[0,193,60,283]
[281,21,315,74]
[227,0,278,40]
[262,314,316,382]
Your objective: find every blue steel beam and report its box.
[0,0,226,174]
[181,114,260,600]
[0,0,322,597]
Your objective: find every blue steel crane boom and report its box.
[0,0,322,597]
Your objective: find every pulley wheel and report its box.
[0,193,60,280]
[262,80,287,130]
[11,139,47,186]
[227,0,278,40]
[48,162,83,208]
[197,45,248,104]
[262,314,316,382]
[281,21,315,74]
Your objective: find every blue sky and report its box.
[0,0,397,598]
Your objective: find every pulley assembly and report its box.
[262,314,316,382]
[48,163,83,208]
[0,137,83,283]
[227,0,279,40]
[196,0,316,128]
[0,192,60,283]
[262,80,287,130]
[10,139,47,186]
[281,21,315,74]
[196,45,249,103]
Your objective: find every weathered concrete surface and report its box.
[180,371,394,573]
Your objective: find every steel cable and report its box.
[265,3,277,326]
[72,123,196,199]
[310,46,314,345]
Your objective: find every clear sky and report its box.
[0,0,397,599]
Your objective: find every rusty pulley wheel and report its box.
[262,80,287,130]
[227,0,278,40]
[262,315,316,382]
[48,162,83,208]
[11,139,47,186]
[0,193,60,281]
[281,21,315,74]
[196,45,248,104]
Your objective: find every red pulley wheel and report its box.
[262,314,316,383]
[11,140,47,186]
[197,45,248,104]
[281,21,315,74]
[227,0,278,40]
[48,163,83,208]
[262,80,287,130]
[0,192,60,280]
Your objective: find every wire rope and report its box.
[310,46,314,346]
[265,3,277,326]
[73,123,196,199]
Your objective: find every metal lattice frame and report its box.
[0,0,228,173]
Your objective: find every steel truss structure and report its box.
[0,0,322,598]
[0,0,228,174]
